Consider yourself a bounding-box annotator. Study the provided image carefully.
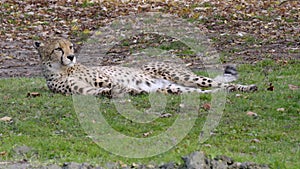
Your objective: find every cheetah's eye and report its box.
[55,47,63,51]
[70,46,73,50]
[53,47,64,56]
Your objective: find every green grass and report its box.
[0,60,299,168]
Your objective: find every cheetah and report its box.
[34,37,257,97]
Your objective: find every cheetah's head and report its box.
[34,37,76,67]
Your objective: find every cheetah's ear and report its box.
[34,41,44,49]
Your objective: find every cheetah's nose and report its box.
[67,55,75,61]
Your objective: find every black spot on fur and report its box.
[86,89,93,93]
[193,78,199,81]
[184,77,190,81]
[136,80,142,85]
[74,86,78,90]
[79,88,83,93]
[208,80,212,83]
[146,81,151,87]
[174,77,179,81]
[202,82,206,85]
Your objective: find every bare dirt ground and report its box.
[0,0,299,78]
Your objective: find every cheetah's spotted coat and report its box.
[34,37,257,97]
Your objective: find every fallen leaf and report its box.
[146,164,155,168]
[235,94,242,97]
[179,104,185,108]
[131,163,139,168]
[160,113,172,118]
[276,108,285,112]
[27,92,40,97]
[288,84,299,91]
[202,103,211,110]
[143,131,153,137]
[247,111,258,117]
[251,138,261,143]
[0,116,13,122]
[267,83,274,91]
[120,164,127,168]
[3,95,10,100]
[0,151,7,156]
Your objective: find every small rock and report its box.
[214,155,234,165]
[131,162,138,168]
[0,116,13,122]
[146,164,155,168]
[62,162,94,169]
[246,111,258,117]
[0,163,32,169]
[120,163,128,168]
[105,162,116,169]
[251,138,261,143]
[210,159,227,169]
[44,164,61,169]
[276,108,285,112]
[159,162,176,169]
[182,151,210,169]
